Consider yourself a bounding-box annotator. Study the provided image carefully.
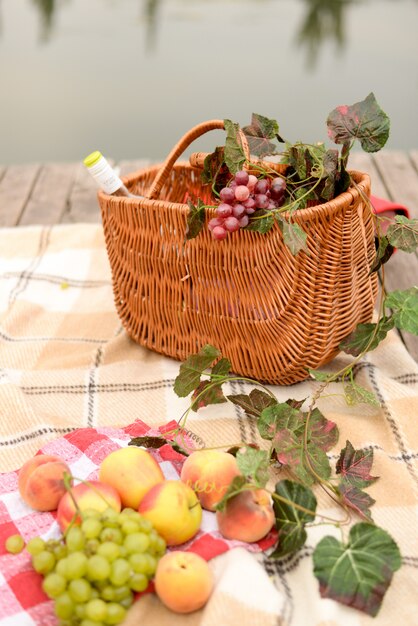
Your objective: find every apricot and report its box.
[216,488,275,543]
[138,480,202,546]
[180,450,241,511]
[99,447,164,509]
[56,480,121,531]
[18,454,72,511]
[155,551,214,613]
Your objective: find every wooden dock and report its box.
[0,152,417,360]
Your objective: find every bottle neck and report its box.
[86,155,127,195]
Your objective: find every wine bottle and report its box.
[83,151,139,197]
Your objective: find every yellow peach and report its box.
[216,488,275,543]
[18,454,72,512]
[56,480,121,531]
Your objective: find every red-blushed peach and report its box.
[216,488,275,543]
[180,450,241,511]
[56,480,121,531]
[18,454,72,512]
[138,480,202,546]
[154,551,214,613]
[98,447,164,509]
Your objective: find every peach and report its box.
[18,454,72,512]
[155,551,214,613]
[138,480,202,546]
[180,450,241,511]
[99,447,164,509]
[216,488,275,543]
[56,480,121,531]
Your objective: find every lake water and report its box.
[1,0,417,165]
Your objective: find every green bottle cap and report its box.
[83,151,102,168]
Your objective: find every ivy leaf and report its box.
[385,287,418,335]
[339,316,395,356]
[273,429,332,486]
[386,216,418,253]
[228,388,277,419]
[320,149,339,201]
[185,199,206,240]
[308,408,339,452]
[336,440,379,488]
[344,381,380,407]
[258,402,301,441]
[129,436,189,457]
[338,480,375,521]
[211,357,231,378]
[191,380,226,411]
[242,113,279,157]
[327,92,390,153]
[270,480,317,558]
[309,369,331,382]
[223,119,246,174]
[173,344,220,397]
[236,447,270,488]
[246,210,275,233]
[215,475,247,512]
[313,523,401,616]
[279,219,309,256]
[370,235,395,273]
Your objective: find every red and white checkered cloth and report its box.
[0,420,276,625]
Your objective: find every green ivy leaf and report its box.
[279,219,309,256]
[339,316,395,356]
[270,480,317,558]
[191,380,227,411]
[258,402,301,441]
[336,440,379,488]
[173,345,220,397]
[338,480,375,521]
[236,447,270,488]
[343,381,380,407]
[370,235,395,273]
[327,92,390,153]
[246,210,275,233]
[242,113,279,157]
[186,199,206,240]
[223,119,246,174]
[309,369,331,382]
[313,523,401,616]
[228,388,277,419]
[385,287,418,335]
[386,216,418,253]
[273,428,332,486]
[320,149,339,201]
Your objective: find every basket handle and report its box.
[147,120,250,200]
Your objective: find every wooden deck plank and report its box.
[348,152,389,199]
[0,164,41,227]
[19,163,78,226]
[373,151,418,217]
[61,162,101,224]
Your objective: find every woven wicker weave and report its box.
[98,120,377,385]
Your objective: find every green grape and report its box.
[87,554,111,581]
[26,536,46,555]
[82,508,102,520]
[85,539,100,556]
[42,572,67,598]
[118,507,136,518]
[81,518,103,539]
[105,602,127,625]
[111,585,132,602]
[5,534,25,554]
[65,526,85,552]
[74,602,87,620]
[124,532,150,554]
[55,557,69,578]
[138,518,153,533]
[85,598,108,622]
[68,578,92,603]
[100,527,123,544]
[80,620,102,626]
[66,551,88,579]
[91,588,100,599]
[151,535,166,556]
[144,554,157,577]
[97,541,120,562]
[129,572,148,593]
[52,542,67,560]
[32,550,56,574]
[54,592,74,620]
[100,508,119,527]
[119,594,134,609]
[121,519,140,535]
[129,553,148,575]
[100,585,115,602]
[109,558,131,586]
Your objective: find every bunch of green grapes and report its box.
[7,507,166,625]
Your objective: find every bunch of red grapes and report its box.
[208,170,287,240]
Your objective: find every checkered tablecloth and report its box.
[0,223,417,626]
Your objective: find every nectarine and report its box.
[18,454,72,512]
[138,480,202,546]
[180,450,241,511]
[216,488,275,543]
[56,480,121,531]
[99,447,164,509]
[155,551,214,613]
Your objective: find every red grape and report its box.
[216,203,233,218]
[235,185,250,202]
[255,179,269,195]
[224,216,240,232]
[212,225,227,240]
[219,187,236,203]
[235,170,249,186]
[255,194,269,209]
[232,204,246,218]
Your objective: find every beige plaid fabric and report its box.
[0,224,417,626]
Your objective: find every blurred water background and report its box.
[1,0,417,165]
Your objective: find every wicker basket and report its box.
[98,120,378,385]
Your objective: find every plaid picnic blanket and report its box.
[0,223,417,626]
